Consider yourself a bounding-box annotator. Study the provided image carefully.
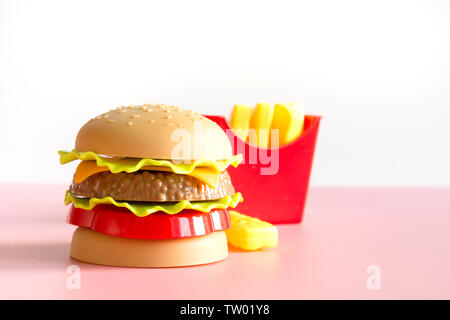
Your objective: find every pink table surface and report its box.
[0,184,449,299]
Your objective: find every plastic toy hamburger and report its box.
[59,104,243,267]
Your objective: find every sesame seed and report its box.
[127,121,133,126]
[177,123,183,127]
[164,109,171,113]
[149,119,155,124]
[131,114,140,119]
[107,119,115,123]
[119,109,128,113]
[165,115,173,119]
[145,109,153,112]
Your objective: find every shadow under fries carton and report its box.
[204,115,322,224]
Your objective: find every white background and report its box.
[1,0,449,186]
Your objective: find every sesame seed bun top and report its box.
[75,104,233,161]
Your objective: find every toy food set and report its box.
[205,101,321,224]
[58,101,318,267]
[59,104,252,267]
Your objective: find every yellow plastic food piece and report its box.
[65,191,243,217]
[270,102,305,146]
[230,104,252,141]
[59,150,242,174]
[73,160,221,188]
[225,210,278,250]
[248,102,274,148]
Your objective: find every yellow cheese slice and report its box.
[73,160,220,188]
[248,102,275,148]
[271,102,305,146]
[230,104,252,141]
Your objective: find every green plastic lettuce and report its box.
[58,150,242,174]
[65,191,243,217]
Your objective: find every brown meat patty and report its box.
[69,170,235,202]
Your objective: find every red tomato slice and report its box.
[66,204,231,240]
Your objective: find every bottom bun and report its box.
[70,227,228,267]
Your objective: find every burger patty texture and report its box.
[70,170,235,202]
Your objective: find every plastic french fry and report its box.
[270,102,305,147]
[248,102,274,148]
[230,104,252,141]
[225,210,278,250]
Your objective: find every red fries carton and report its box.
[205,115,321,224]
